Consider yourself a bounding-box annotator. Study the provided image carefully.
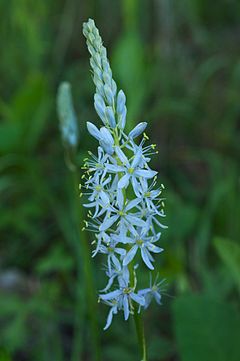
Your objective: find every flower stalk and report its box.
[81,18,167,359]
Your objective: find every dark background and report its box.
[0,0,240,360]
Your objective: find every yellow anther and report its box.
[123,287,131,294]
[143,132,149,140]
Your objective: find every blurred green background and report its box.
[1,0,240,360]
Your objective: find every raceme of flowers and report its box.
[81,19,167,330]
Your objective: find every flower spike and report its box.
[82,18,167,330]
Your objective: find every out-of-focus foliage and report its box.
[173,295,240,361]
[0,0,239,360]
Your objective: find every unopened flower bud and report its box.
[57,82,78,147]
[106,106,116,128]
[129,122,147,139]
[87,121,101,140]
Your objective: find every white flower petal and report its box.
[100,289,121,301]
[141,247,154,270]
[135,169,157,178]
[103,308,114,330]
[115,147,129,165]
[125,198,141,211]
[123,294,130,320]
[99,215,118,231]
[123,245,138,266]
[118,174,130,189]
[130,292,145,306]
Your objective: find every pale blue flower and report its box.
[83,173,111,217]
[148,209,168,228]
[137,178,161,213]
[99,197,146,233]
[100,286,145,322]
[138,203,168,233]
[102,300,118,330]
[92,231,110,257]
[123,228,163,270]
[106,146,157,193]
[101,262,129,293]
[84,147,109,176]
[99,239,126,271]
[138,276,165,309]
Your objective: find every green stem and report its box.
[129,263,148,361]
[133,310,147,361]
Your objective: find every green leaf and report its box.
[214,237,240,289]
[172,295,240,361]
[0,73,51,153]
[35,245,74,275]
[0,295,27,352]
[148,335,175,360]
[0,349,11,361]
